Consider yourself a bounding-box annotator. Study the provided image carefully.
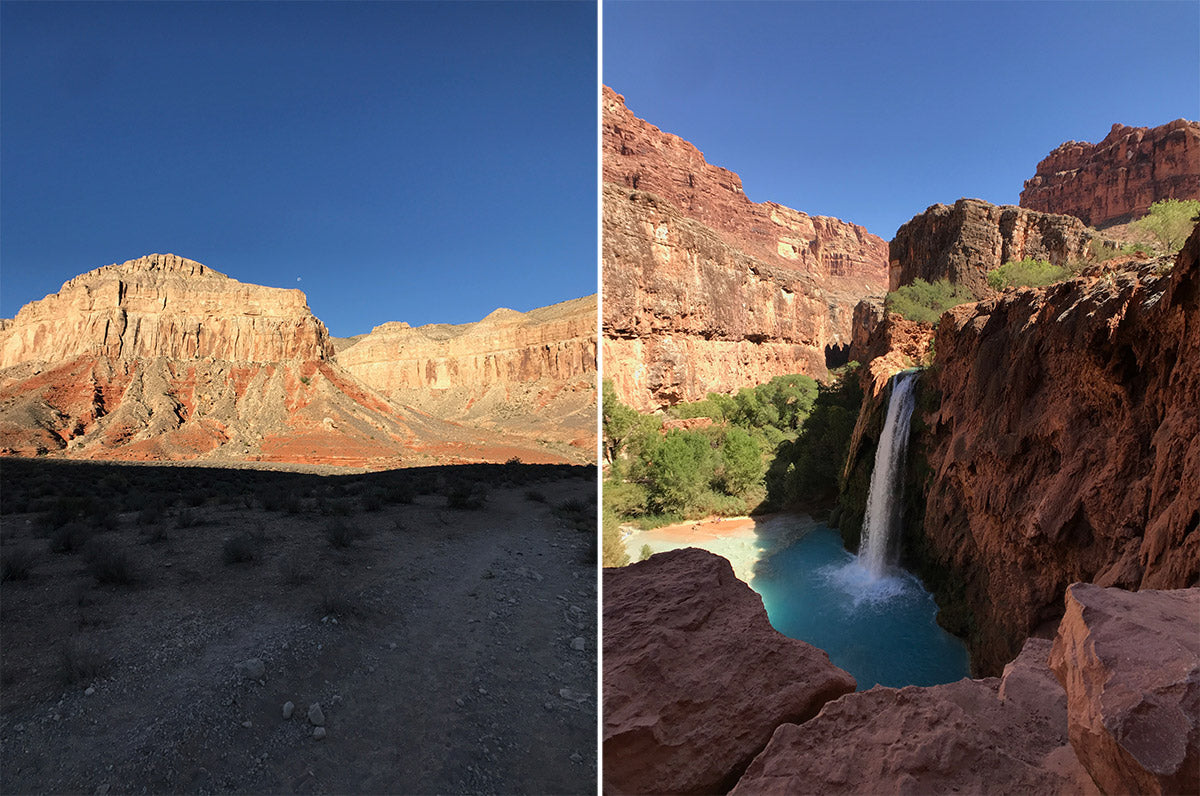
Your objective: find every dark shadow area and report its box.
[824,342,850,369]
[0,457,597,795]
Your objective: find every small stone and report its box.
[543,702,554,712]
[571,637,585,651]
[308,703,325,726]
[94,785,110,796]
[455,698,465,707]
[241,720,252,728]
[478,687,487,695]
[313,727,326,740]
[570,751,583,763]
[282,701,295,720]
[239,658,266,680]
[84,686,96,696]
[388,642,397,650]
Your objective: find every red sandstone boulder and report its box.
[1049,583,1200,795]
[603,547,856,795]
[731,637,1098,795]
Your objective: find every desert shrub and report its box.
[49,522,93,554]
[83,539,139,585]
[361,489,384,512]
[318,588,358,618]
[40,496,94,531]
[222,532,258,565]
[524,489,547,503]
[176,508,200,529]
[1131,198,1200,253]
[59,639,108,685]
[139,523,169,544]
[137,501,166,526]
[277,552,309,585]
[185,490,207,508]
[986,258,1069,291]
[384,481,416,504]
[639,544,653,562]
[556,497,593,532]
[1,546,38,581]
[885,278,974,324]
[446,482,487,510]
[323,519,359,549]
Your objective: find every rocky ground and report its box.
[0,458,597,794]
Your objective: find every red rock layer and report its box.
[921,224,1200,673]
[603,547,856,795]
[1021,120,1200,227]
[603,87,887,410]
[889,198,1093,297]
[1049,583,1199,795]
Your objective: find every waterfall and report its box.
[859,370,920,577]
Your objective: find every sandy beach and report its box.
[621,513,818,583]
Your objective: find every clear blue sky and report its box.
[2,1,596,336]
[604,0,1200,241]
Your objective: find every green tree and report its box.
[602,508,630,568]
[645,430,711,513]
[1132,199,1200,253]
[720,427,762,496]
[602,379,640,463]
[638,544,653,562]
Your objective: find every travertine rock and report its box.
[890,198,1093,297]
[603,87,887,410]
[603,547,856,795]
[1049,583,1200,796]
[918,224,1200,673]
[0,254,332,367]
[1021,120,1200,227]
[732,637,1098,795]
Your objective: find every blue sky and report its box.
[2,1,596,336]
[604,1,1200,241]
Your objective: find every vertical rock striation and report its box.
[1020,120,1200,227]
[602,86,887,410]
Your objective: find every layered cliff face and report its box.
[0,254,332,368]
[889,199,1093,297]
[918,225,1200,673]
[1021,120,1200,227]
[335,297,596,449]
[603,87,887,410]
[0,255,588,466]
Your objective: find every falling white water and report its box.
[859,370,920,577]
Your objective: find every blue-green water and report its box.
[751,524,970,690]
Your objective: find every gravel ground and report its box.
[0,460,597,794]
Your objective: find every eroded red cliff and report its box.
[920,224,1200,673]
[1020,120,1200,227]
[603,87,887,410]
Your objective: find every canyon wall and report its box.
[0,254,332,368]
[917,225,1199,674]
[1020,119,1200,227]
[335,296,594,391]
[889,199,1093,297]
[335,296,597,450]
[603,87,887,410]
[0,255,590,466]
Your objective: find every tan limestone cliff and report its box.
[0,254,332,367]
[1021,120,1200,227]
[602,87,887,411]
[334,296,596,449]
